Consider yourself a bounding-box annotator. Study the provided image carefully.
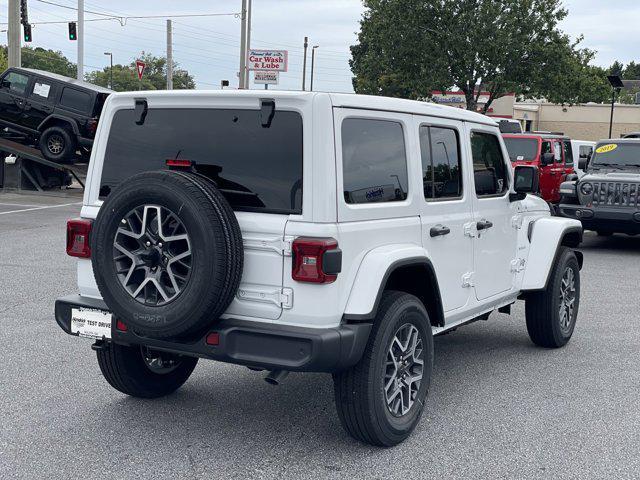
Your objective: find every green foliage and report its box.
[0,46,77,77]
[85,52,195,91]
[351,0,612,112]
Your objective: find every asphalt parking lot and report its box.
[1,192,639,480]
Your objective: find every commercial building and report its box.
[431,91,640,141]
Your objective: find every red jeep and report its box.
[503,133,575,203]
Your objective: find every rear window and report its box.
[100,108,303,214]
[503,137,539,162]
[60,87,91,113]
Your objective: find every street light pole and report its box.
[166,19,173,90]
[302,37,308,91]
[103,52,113,90]
[77,0,84,80]
[8,0,21,67]
[310,45,319,91]
[607,75,625,138]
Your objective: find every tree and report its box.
[85,52,195,91]
[351,0,609,112]
[0,46,76,77]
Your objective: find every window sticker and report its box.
[595,144,618,154]
[33,82,51,98]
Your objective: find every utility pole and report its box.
[77,0,84,80]
[166,19,173,90]
[310,45,319,91]
[104,52,113,89]
[245,0,252,89]
[8,0,21,67]
[302,36,308,91]
[238,0,247,89]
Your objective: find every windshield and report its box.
[503,137,539,162]
[591,143,640,168]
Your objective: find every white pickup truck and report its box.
[56,91,583,446]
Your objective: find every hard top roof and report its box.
[12,68,112,93]
[595,138,640,145]
[106,90,499,126]
[502,132,570,140]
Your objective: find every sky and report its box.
[1,0,639,92]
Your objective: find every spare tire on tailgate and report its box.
[91,170,243,339]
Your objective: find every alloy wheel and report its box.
[113,205,192,306]
[558,266,576,333]
[47,134,64,154]
[384,323,424,417]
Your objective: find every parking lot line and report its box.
[0,202,45,208]
[0,202,82,215]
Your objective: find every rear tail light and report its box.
[115,320,128,332]
[66,218,92,258]
[87,118,98,136]
[292,237,341,284]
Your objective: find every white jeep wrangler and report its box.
[56,91,583,447]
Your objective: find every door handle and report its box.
[430,224,451,237]
[476,219,493,231]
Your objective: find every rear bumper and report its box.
[558,204,640,234]
[55,294,372,373]
[77,136,93,148]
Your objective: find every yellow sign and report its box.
[595,144,618,154]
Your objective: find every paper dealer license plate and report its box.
[70,308,112,339]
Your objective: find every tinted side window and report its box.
[579,145,593,159]
[420,125,462,199]
[342,118,408,204]
[60,87,91,113]
[471,132,509,196]
[541,141,552,155]
[563,140,573,165]
[3,72,29,94]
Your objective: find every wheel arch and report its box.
[521,217,583,291]
[38,115,78,135]
[343,246,445,328]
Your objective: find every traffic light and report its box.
[20,0,28,26]
[23,24,32,43]
[68,22,77,41]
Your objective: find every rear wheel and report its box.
[91,170,243,339]
[96,343,198,398]
[39,125,76,162]
[333,291,434,447]
[525,247,580,348]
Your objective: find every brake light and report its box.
[66,218,92,258]
[292,237,341,284]
[87,118,98,136]
[166,159,192,167]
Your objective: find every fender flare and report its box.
[521,217,583,291]
[38,114,79,135]
[342,244,445,327]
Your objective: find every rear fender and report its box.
[343,244,444,326]
[521,217,583,291]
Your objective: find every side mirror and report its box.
[540,152,555,166]
[510,165,539,201]
[578,154,591,171]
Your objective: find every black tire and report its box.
[525,247,580,348]
[96,343,198,398]
[39,125,76,162]
[333,291,434,447]
[91,170,243,339]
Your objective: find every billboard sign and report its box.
[247,49,288,72]
[254,71,279,85]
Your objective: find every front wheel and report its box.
[525,247,580,348]
[333,291,434,447]
[96,342,198,398]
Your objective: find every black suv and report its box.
[0,67,111,163]
[559,138,640,236]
